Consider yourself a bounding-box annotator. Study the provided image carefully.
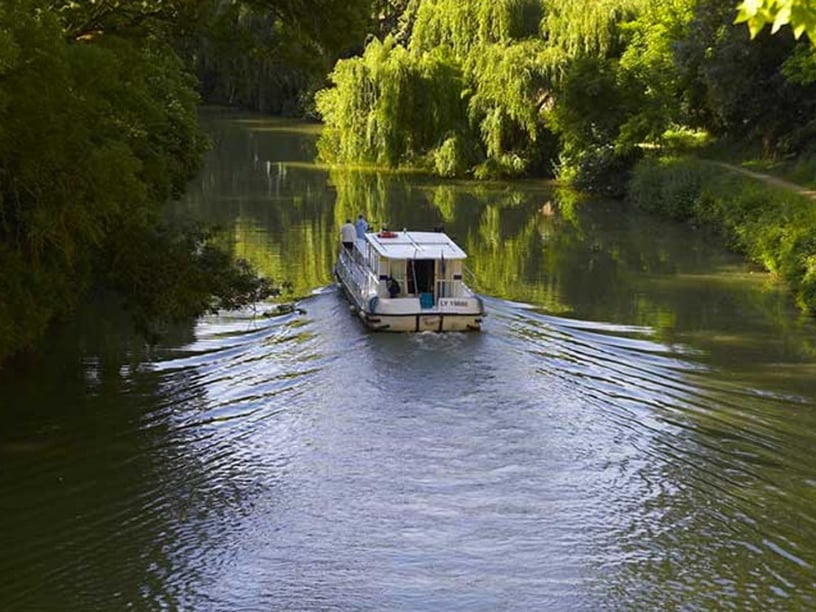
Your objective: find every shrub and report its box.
[628,157,720,219]
[559,143,642,198]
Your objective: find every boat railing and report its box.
[363,268,381,296]
[435,266,480,298]
[344,264,478,301]
[339,248,382,297]
[337,249,361,292]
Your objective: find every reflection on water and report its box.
[178,108,816,393]
[2,109,816,610]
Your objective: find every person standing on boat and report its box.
[386,276,400,298]
[355,214,369,239]
[341,219,356,250]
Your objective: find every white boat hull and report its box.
[358,310,484,332]
[337,279,484,332]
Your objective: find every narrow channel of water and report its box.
[1,109,815,610]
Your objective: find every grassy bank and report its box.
[628,156,816,314]
[691,139,816,191]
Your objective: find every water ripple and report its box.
[4,292,816,611]
[483,297,816,607]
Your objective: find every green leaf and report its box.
[771,4,792,33]
[748,18,766,37]
[738,0,764,18]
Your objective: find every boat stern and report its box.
[361,295,484,332]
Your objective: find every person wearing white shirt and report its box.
[341,219,356,250]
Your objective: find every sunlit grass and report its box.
[660,126,713,152]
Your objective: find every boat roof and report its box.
[365,231,468,260]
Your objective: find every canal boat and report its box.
[334,230,486,332]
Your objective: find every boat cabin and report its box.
[358,231,468,303]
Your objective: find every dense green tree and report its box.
[316,0,674,184]
[675,0,816,154]
[317,0,816,187]
[51,0,380,116]
[616,0,696,142]
[182,0,375,115]
[316,36,475,168]
[0,0,278,364]
[317,0,566,179]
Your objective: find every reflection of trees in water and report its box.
[330,169,394,230]
[232,213,335,298]
[469,206,571,313]
[0,292,198,610]
[185,115,816,374]
[429,184,816,376]
[430,185,457,223]
[329,169,575,311]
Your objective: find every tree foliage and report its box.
[180,0,374,115]
[52,0,377,115]
[317,0,565,179]
[316,0,660,181]
[735,0,816,44]
[316,36,472,167]
[0,0,280,364]
[676,0,816,154]
[316,0,816,186]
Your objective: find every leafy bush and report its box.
[432,133,480,177]
[661,127,713,152]
[559,144,642,198]
[801,255,816,311]
[100,224,284,342]
[790,151,816,188]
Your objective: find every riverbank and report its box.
[627,155,816,314]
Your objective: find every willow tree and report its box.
[316,0,667,183]
[318,0,556,178]
[316,36,472,170]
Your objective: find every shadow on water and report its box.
[2,110,816,609]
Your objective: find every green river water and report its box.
[1,108,815,610]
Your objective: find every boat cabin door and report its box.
[407,259,435,295]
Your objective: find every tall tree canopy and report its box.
[181,0,375,114]
[0,0,281,363]
[317,0,660,183]
[316,0,816,191]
